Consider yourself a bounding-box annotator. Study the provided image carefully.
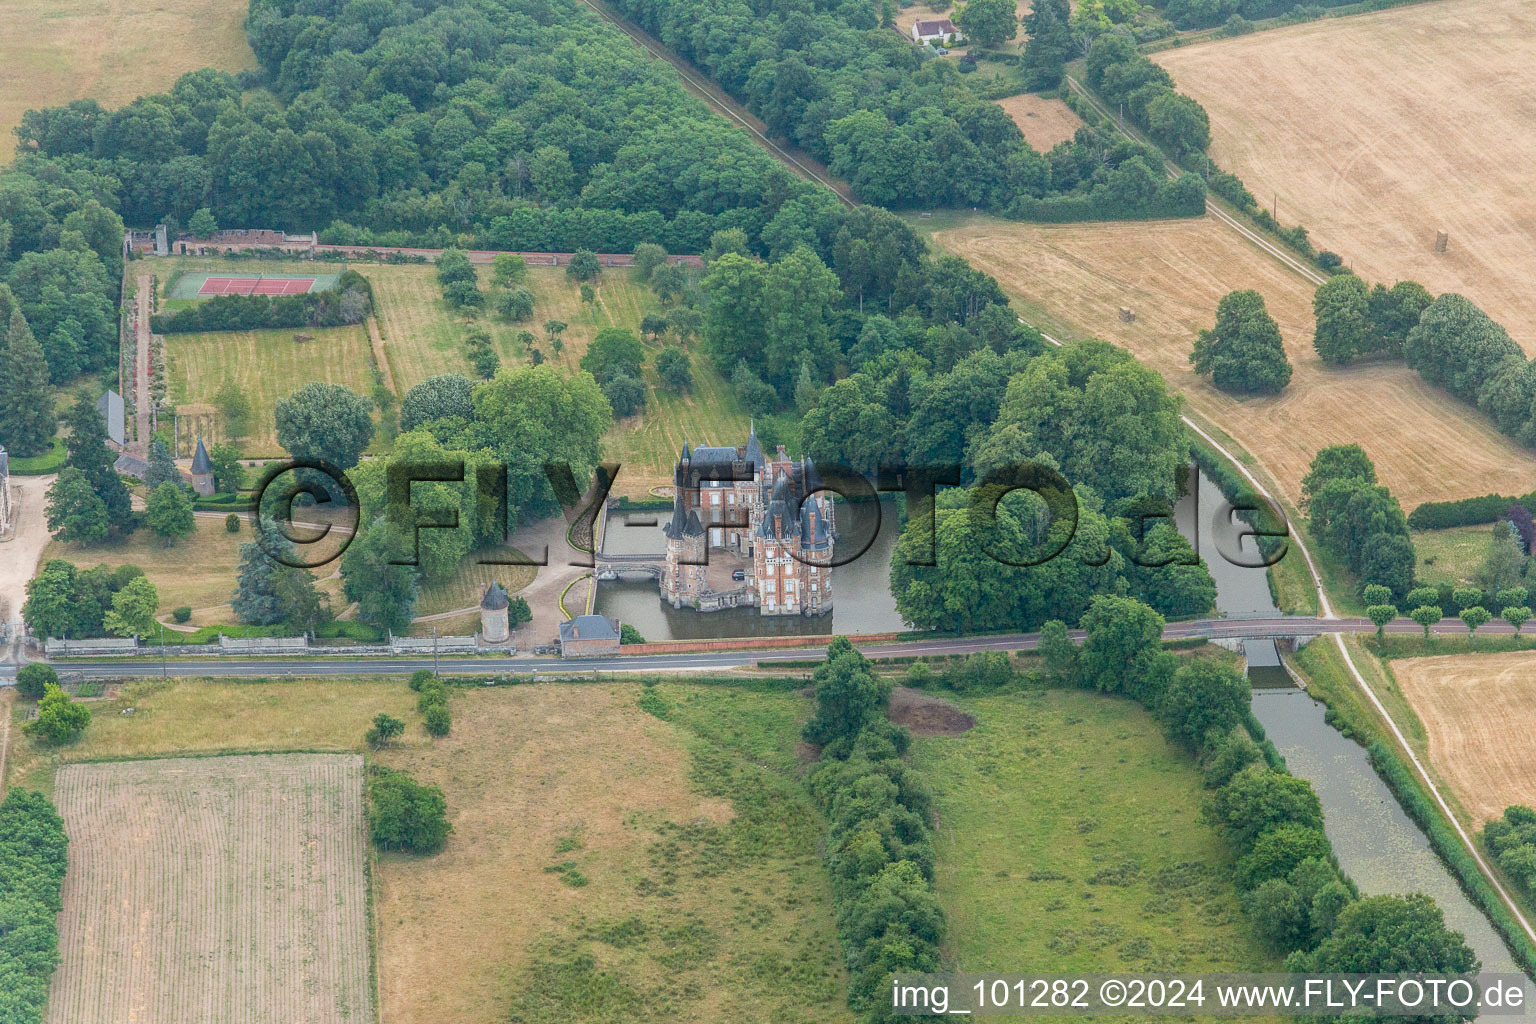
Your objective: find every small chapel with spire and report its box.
[661,422,834,616]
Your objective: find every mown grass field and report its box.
[0,0,255,166]
[413,550,536,618]
[42,515,257,623]
[6,677,850,1024]
[161,256,749,497]
[368,263,657,390]
[995,92,1084,151]
[1391,651,1536,825]
[165,324,378,455]
[46,754,373,1024]
[923,212,1536,509]
[911,689,1283,994]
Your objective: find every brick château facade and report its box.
[662,426,834,616]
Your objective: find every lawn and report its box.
[911,689,1283,984]
[413,548,537,617]
[43,515,249,622]
[603,345,749,497]
[0,0,255,167]
[1411,525,1493,589]
[156,253,754,498]
[164,323,379,456]
[366,262,656,392]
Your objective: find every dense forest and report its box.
[14,0,837,252]
[11,0,1205,242]
[607,0,1202,216]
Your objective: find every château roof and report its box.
[481,581,509,610]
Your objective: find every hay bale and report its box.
[1435,230,1449,253]
[1118,307,1136,323]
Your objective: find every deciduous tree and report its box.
[956,0,1018,48]
[146,481,194,544]
[1191,289,1291,394]
[104,576,159,638]
[274,382,375,469]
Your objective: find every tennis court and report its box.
[167,271,341,299]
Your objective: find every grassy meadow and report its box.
[911,689,1283,990]
[1411,525,1493,589]
[4,676,851,1024]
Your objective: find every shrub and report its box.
[16,663,58,700]
[408,669,435,692]
[368,768,452,853]
[423,703,451,736]
[24,683,91,743]
[365,712,405,749]
[1407,494,1518,530]
[225,513,240,532]
[172,606,192,623]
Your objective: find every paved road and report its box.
[55,614,1519,680]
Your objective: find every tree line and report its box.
[802,637,945,1017]
[1313,276,1536,452]
[0,789,69,1024]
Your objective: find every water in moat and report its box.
[1177,464,1522,977]
[593,498,904,640]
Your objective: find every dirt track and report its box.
[1,474,56,657]
[1393,651,1536,824]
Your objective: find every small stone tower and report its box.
[480,582,510,643]
[189,436,215,496]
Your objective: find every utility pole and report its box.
[159,622,166,678]
[432,626,439,678]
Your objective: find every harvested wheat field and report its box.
[0,0,255,164]
[1393,651,1536,824]
[933,214,1536,506]
[47,754,373,1024]
[995,93,1085,150]
[1156,0,1536,350]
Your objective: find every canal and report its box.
[1178,465,1523,977]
